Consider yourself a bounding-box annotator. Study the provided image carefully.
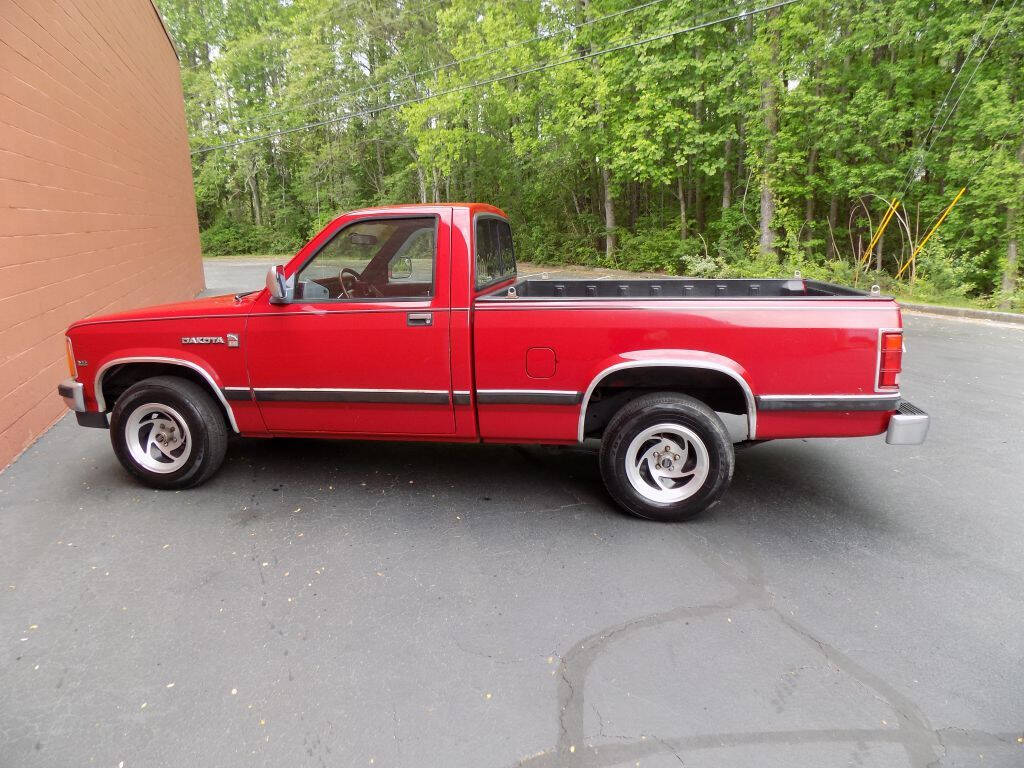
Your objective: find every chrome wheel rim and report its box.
[124,403,191,474]
[624,423,710,503]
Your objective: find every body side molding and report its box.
[476,389,582,405]
[756,393,901,411]
[222,387,254,401]
[251,388,450,404]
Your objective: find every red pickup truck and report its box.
[58,203,928,521]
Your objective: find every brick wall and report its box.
[0,0,203,468]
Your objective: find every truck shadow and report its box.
[214,435,899,535]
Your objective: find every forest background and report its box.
[162,0,1024,309]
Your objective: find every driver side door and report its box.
[244,211,455,436]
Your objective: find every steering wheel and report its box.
[339,267,381,299]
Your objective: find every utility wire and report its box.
[192,0,799,155]
[179,0,453,71]
[896,0,1016,200]
[919,0,1017,155]
[894,0,1001,192]
[940,123,1019,257]
[200,0,674,131]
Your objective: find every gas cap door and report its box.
[526,346,557,379]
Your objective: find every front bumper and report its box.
[58,378,85,412]
[58,378,109,428]
[886,401,929,445]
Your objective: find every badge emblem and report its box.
[181,336,225,345]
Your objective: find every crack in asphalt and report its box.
[507,526,1016,768]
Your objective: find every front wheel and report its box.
[110,376,228,490]
[599,393,735,522]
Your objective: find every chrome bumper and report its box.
[886,401,929,445]
[58,378,86,412]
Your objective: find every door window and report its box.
[295,217,436,300]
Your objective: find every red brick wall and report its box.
[0,0,203,468]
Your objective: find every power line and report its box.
[939,122,1019,257]
[192,0,799,155]
[920,0,1017,154]
[178,0,453,71]
[894,0,1001,192]
[896,0,1016,200]
[225,0,671,128]
[200,0,674,132]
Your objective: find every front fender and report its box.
[69,314,247,433]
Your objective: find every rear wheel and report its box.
[599,392,734,521]
[110,376,228,490]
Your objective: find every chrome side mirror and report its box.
[266,265,290,304]
[390,255,413,280]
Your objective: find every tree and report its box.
[162,0,1024,310]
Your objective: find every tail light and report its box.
[878,331,903,389]
[65,337,77,379]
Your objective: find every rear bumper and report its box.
[58,378,85,412]
[886,401,929,445]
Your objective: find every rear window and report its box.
[475,217,516,289]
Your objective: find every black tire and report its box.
[599,392,735,522]
[109,376,228,490]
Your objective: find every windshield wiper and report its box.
[234,290,258,301]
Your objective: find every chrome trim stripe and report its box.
[475,389,582,406]
[474,304,894,311]
[94,357,240,433]
[476,296,887,303]
[72,315,250,327]
[222,387,254,402]
[71,303,890,326]
[252,388,451,405]
[758,393,902,401]
[756,394,901,412]
[71,306,447,326]
[245,308,458,318]
[577,359,757,443]
[453,390,472,406]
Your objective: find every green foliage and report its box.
[200,219,301,257]
[614,224,721,276]
[161,0,1024,310]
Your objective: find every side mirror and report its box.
[390,255,413,280]
[266,265,291,304]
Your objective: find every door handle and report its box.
[407,312,433,327]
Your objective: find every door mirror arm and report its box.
[266,265,292,304]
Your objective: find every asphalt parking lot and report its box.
[2,259,1022,767]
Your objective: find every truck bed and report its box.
[481,277,872,300]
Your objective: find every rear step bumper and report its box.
[886,401,929,445]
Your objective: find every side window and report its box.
[475,217,516,289]
[295,217,436,300]
[496,219,516,276]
